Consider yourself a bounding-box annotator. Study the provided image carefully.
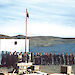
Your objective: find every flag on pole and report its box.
[26,9,29,18]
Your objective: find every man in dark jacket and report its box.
[27,53,29,63]
[6,52,12,67]
[65,53,68,65]
[45,53,48,65]
[1,51,5,67]
[57,53,61,65]
[31,52,34,62]
[69,53,72,65]
[61,53,64,65]
[48,53,52,64]
[12,52,17,68]
[72,53,74,64]
[53,53,56,65]
[22,52,27,62]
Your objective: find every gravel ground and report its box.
[0,65,75,74]
[40,65,75,74]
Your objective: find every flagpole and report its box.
[25,9,27,53]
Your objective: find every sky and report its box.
[0,0,75,38]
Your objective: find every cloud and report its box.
[0,0,11,4]
[28,22,75,37]
[0,20,25,36]
[0,0,75,37]
[0,19,75,38]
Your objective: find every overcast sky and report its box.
[0,0,75,37]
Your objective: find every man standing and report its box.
[48,53,52,64]
[61,53,64,65]
[57,53,60,65]
[27,53,29,63]
[53,53,56,65]
[72,53,74,65]
[18,52,22,63]
[69,53,72,65]
[65,53,68,65]
[6,52,12,67]
[31,52,34,62]
[1,51,5,67]
[22,52,27,62]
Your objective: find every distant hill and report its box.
[0,34,11,39]
[29,36,75,46]
[0,34,75,47]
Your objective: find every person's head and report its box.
[50,52,52,55]
[29,52,31,55]
[69,53,71,56]
[20,52,22,55]
[45,52,47,55]
[6,51,8,54]
[37,53,39,55]
[40,53,42,56]
[43,53,45,55]
[72,53,74,56]
[2,51,4,54]
[9,52,11,55]
[15,51,16,53]
[16,52,19,55]
[32,52,34,55]
[66,53,68,55]
[54,53,56,55]
[51,52,52,54]
[35,53,37,55]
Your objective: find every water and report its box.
[0,43,75,57]
[30,43,75,55]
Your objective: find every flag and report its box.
[26,9,29,18]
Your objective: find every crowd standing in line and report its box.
[1,51,75,68]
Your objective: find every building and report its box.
[0,34,29,52]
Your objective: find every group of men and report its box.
[34,52,75,65]
[1,51,30,68]
[1,51,75,68]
